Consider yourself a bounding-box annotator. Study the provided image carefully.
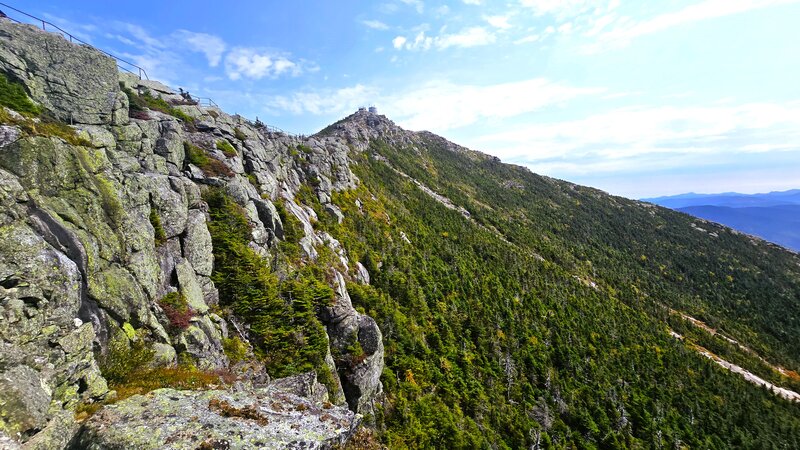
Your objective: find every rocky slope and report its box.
[3,15,800,450]
[0,19,382,448]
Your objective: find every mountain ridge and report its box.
[645,189,800,251]
[1,17,799,449]
[644,188,800,208]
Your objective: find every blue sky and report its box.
[8,0,800,198]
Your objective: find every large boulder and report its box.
[0,20,122,125]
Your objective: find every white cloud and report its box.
[393,27,496,51]
[362,19,390,30]
[592,0,799,49]
[471,102,800,175]
[398,31,433,50]
[519,0,609,20]
[264,84,379,115]
[436,27,496,49]
[174,30,226,67]
[392,36,408,49]
[485,15,513,30]
[462,0,482,4]
[116,22,165,48]
[517,0,621,40]
[557,22,573,34]
[258,77,600,132]
[384,78,603,130]
[224,48,302,80]
[41,13,97,43]
[514,34,541,44]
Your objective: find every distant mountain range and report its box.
[644,189,800,251]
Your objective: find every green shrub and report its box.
[316,364,338,401]
[99,331,155,385]
[0,74,89,146]
[205,188,329,377]
[120,84,147,111]
[222,336,249,364]
[96,330,235,413]
[0,72,40,116]
[246,173,259,188]
[295,184,318,208]
[149,207,167,246]
[234,127,247,141]
[111,366,235,403]
[122,86,196,126]
[0,108,91,146]
[184,142,234,177]
[215,139,237,157]
[35,118,92,146]
[275,200,305,243]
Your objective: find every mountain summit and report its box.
[0,18,799,449]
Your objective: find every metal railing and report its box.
[0,3,301,135]
[232,115,299,138]
[0,2,149,80]
[192,97,218,108]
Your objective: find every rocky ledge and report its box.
[72,374,359,450]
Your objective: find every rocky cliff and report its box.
[3,13,800,450]
[0,19,384,449]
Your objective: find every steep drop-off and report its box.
[1,18,800,450]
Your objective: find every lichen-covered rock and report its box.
[343,315,385,414]
[0,19,386,448]
[324,347,348,406]
[174,259,208,314]
[269,371,330,404]
[74,385,361,450]
[253,197,284,240]
[0,20,119,125]
[354,262,370,285]
[321,271,384,415]
[0,365,50,438]
[0,124,20,148]
[154,119,185,170]
[0,169,107,446]
[151,176,189,238]
[182,210,213,277]
[0,432,20,450]
[175,315,227,370]
[18,410,79,450]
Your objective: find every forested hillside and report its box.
[312,114,800,448]
[2,18,799,448]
